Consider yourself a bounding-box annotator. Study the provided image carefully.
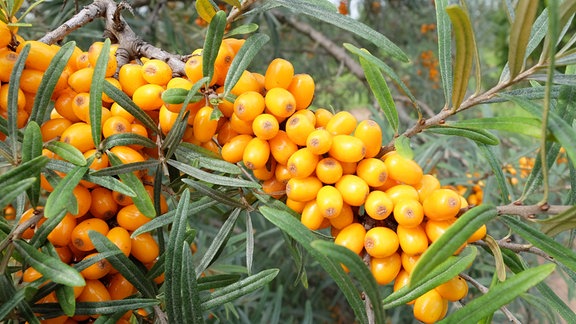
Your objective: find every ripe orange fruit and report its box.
[130,232,159,263]
[132,84,165,111]
[252,113,279,140]
[335,175,369,207]
[413,289,447,324]
[109,145,146,164]
[285,176,323,202]
[71,218,110,252]
[269,130,299,165]
[40,118,73,142]
[285,113,315,146]
[68,67,94,93]
[422,188,462,221]
[229,112,254,135]
[0,49,18,82]
[261,177,286,198]
[354,120,383,158]
[46,213,76,247]
[306,129,333,155]
[287,147,319,179]
[287,73,315,110]
[400,252,420,273]
[329,203,354,230]
[265,87,296,118]
[18,40,58,71]
[316,157,343,184]
[193,106,220,142]
[385,184,419,205]
[364,227,399,258]
[383,151,423,185]
[106,227,132,257]
[328,135,366,163]
[242,137,270,170]
[77,279,111,303]
[356,158,388,187]
[234,91,265,121]
[300,200,325,230]
[325,111,357,135]
[118,63,147,97]
[230,70,261,96]
[60,122,95,153]
[108,273,136,300]
[363,190,394,220]
[80,252,113,279]
[467,224,487,243]
[370,253,402,285]
[264,58,294,90]
[393,199,424,227]
[435,275,468,301]
[334,223,366,255]
[396,224,428,255]
[102,115,131,138]
[117,203,152,231]
[314,108,334,128]
[414,174,441,203]
[89,187,118,220]
[316,185,344,218]
[141,59,172,85]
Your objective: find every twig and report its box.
[472,240,554,263]
[460,273,522,324]
[496,203,571,218]
[227,0,259,24]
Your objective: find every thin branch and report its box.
[227,0,260,24]
[497,203,571,218]
[472,240,554,263]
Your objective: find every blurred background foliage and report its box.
[12,0,575,322]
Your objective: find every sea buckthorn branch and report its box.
[38,0,187,74]
[227,0,260,24]
[496,203,571,219]
[459,273,522,324]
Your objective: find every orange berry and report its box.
[216,121,239,144]
[269,130,298,165]
[158,104,179,135]
[108,273,136,300]
[287,147,319,179]
[286,176,323,202]
[423,188,462,221]
[401,252,420,273]
[46,213,76,247]
[0,48,18,82]
[300,200,325,230]
[132,84,165,111]
[40,118,72,142]
[130,232,159,263]
[252,160,275,181]
[184,55,213,85]
[274,164,292,183]
[232,91,264,122]
[264,87,296,118]
[414,174,441,203]
[230,70,261,96]
[396,224,428,255]
[261,177,286,198]
[112,189,134,206]
[18,40,58,71]
[193,106,220,142]
[334,223,366,255]
[328,135,366,163]
[117,203,152,231]
[315,157,343,184]
[364,227,399,258]
[356,158,388,187]
[141,59,172,85]
[242,137,270,170]
[68,67,94,93]
[221,134,252,163]
[385,184,419,205]
[354,120,382,158]
[383,151,423,185]
[60,122,95,153]
[286,198,307,213]
[89,187,118,220]
[22,266,43,282]
[229,112,254,135]
[71,218,110,252]
[252,113,279,140]
[329,203,355,229]
[106,227,132,257]
[314,108,334,128]
[413,289,446,324]
[335,175,369,207]
[214,42,235,85]
[287,74,315,110]
[102,115,131,138]
[80,252,112,280]
[364,190,394,220]
[118,63,147,97]
[435,275,468,301]
[306,129,333,155]
[393,199,424,227]
[326,111,357,135]
[467,224,487,243]
[54,88,81,122]
[370,253,402,285]
[316,185,343,218]
[109,145,146,164]
[0,83,25,111]
[264,58,294,90]
[77,279,111,303]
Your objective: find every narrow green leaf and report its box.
[195,208,241,276]
[501,215,576,274]
[410,205,498,285]
[200,269,279,310]
[203,10,227,83]
[102,81,158,132]
[162,112,190,159]
[13,239,85,287]
[477,144,512,204]
[89,160,158,177]
[197,274,241,291]
[182,179,246,209]
[0,178,35,209]
[484,235,506,281]
[100,133,156,151]
[225,23,259,37]
[34,299,159,316]
[439,264,555,324]
[161,88,196,105]
[181,242,204,323]
[245,211,254,275]
[177,143,241,174]
[223,33,270,96]
[107,152,155,217]
[196,0,217,22]
[311,240,385,324]
[44,164,88,218]
[165,189,191,324]
[259,204,368,324]
[45,141,87,166]
[55,285,76,316]
[528,73,576,86]
[508,1,539,79]
[0,285,27,320]
[383,246,477,308]
[394,135,413,160]
[89,231,156,298]
[344,43,418,106]
[540,0,576,63]
[435,0,452,107]
[168,159,259,188]
[274,0,408,62]
[7,43,29,158]
[537,205,576,236]
[30,41,76,123]
[451,116,541,138]
[0,155,48,186]
[30,209,68,248]
[426,125,499,145]
[22,121,43,207]
[89,38,111,149]
[359,54,398,133]
[446,5,475,110]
